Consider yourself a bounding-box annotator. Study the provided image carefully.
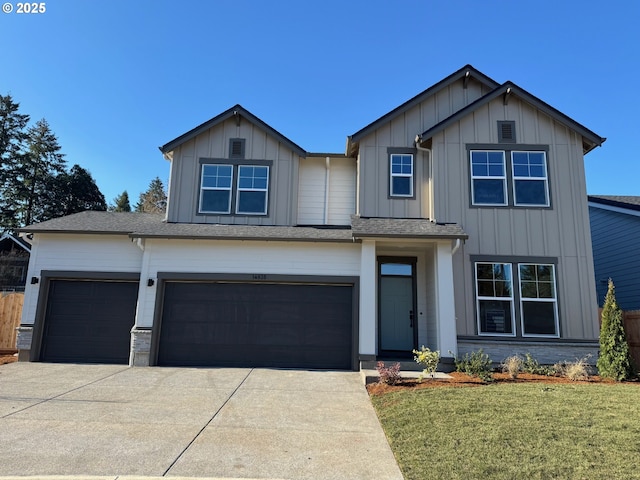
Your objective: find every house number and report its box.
[252,274,267,280]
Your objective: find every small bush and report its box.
[554,357,591,381]
[522,352,554,376]
[452,349,493,382]
[413,346,440,380]
[376,361,401,385]
[501,355,523,379]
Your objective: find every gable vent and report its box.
[229,138,245,159]
[498,121,516,143]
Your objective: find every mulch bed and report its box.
[0,355,17,366]
[367,371,636,396]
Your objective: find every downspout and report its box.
[414,136,435,222]
[451,238,461,255]
[324,156,331,224]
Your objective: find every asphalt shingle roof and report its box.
[351,216,467,239]
[588,195,640,212]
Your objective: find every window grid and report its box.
[475,262,515,336]
[236,165,269,215]
[518,263,559,337]
[470,150,507,206]
[199,164,232,214]
[390,154,414,197]
[511,151,549,207]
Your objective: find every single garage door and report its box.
[40,279,138,364]
[158,282,354,369]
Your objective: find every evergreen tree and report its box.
[135,177,167,214]
[597,279,634,380]
[42,164,107,218]
[109,190,132,212]
[0,94,30,231]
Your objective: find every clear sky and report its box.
[1,0,638,204]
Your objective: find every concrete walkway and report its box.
[0,363,403,480]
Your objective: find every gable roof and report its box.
[0,232,31,253]
[588,195,640,213]
[418,82,606,154]
[159,104,307,157]
[346,65,500,156]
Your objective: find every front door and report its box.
[379,258,416,354]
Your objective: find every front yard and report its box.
[370,377,640,480]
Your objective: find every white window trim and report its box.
[475,262,516,337]
[470,150,508,206]
[518,263,560,338]
[199,164,232,214]
[389,154,414,197]
[235,165,269,215]
[511,151,550,207]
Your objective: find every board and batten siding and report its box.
[166,117,299,226]
[297,156,356,225]
[20,234,143,327]
[135,239,361,328]
[431,95,598,340]
[357,77,490,219]
[589,206,640,310]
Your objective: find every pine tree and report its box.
[109,190,132,212]
[597,279,634,380]
[135,177,167,214]
[42,164,107,219]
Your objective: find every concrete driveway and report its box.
[0,363,403,480]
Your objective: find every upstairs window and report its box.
[390,154,414,197]
[200,164,232,214]
[512,151,549,206]
[236,165,269,215]
[470,151,507,206]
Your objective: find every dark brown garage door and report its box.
[40,280,138,364]
[158,282,354,369]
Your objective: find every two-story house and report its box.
[17,65,605,368]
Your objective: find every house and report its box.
[17,65,605,368]
[588,195,640,310]
[0,232,31,292]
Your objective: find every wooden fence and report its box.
[599,308,640,368]
[0,292,23,354]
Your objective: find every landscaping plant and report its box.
[376,361,401,385]
[597,279,634,381]
[501,354,523,379]
[522,352,553,376]
[451,349,493,382]
[412,346,440,380]
[554,357,591,381]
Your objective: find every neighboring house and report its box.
[17,65,605,368]
[0,233,31,291]
[588,195,640,310]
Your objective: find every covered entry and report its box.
[156,280,355,369]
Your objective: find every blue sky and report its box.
[1,0,638,204]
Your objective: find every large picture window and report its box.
[475,262,514,335]
[390,154,414,197]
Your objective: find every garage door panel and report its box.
[40,280,138,364]
[158,282,353,369]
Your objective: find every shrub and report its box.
[554,357,591,381]
[522,352,553,376]
[452,349,493,382]
[597,279,634,381]
[413,346,440,380]
[501,355,523,379]
[376,361,401,385]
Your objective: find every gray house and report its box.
[17,65,605,368]
[588,195,640,310]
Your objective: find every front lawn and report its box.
[370,381,640,480]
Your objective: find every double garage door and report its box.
[40,278,354,369]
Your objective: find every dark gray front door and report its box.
[379,260,416,353]
[40,280,138,364]
[157,282,353,369]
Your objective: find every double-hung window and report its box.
[512,151,549,206]
[236,165,269,215]
[390,154,413,197]
[475,260,559,337]
[200,164,233,214]
[470,151,507,206]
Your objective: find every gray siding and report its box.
[166,117,299,225]
[589,206,640,310]
[357,77,490,218]
[433,96,598,341]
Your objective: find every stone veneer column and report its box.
[16,325,33,361]
[130,328,152,366]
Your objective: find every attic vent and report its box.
[229,138,245,159]
[498,121,516,143]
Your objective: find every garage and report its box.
[157,281,354,369]
[39,279,138,364]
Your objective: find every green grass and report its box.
[371,383,640,480]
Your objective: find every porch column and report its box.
[435,241,457,356]
[130,238,154,366]
[359,239,377,358]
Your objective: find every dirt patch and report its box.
[366,371,634,395]
[0,355,17,366]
